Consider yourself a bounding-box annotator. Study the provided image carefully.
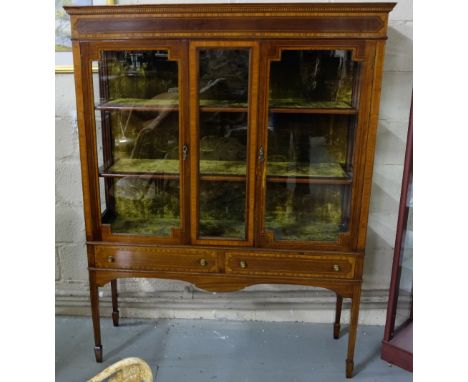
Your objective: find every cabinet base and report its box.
[89,265,362,377]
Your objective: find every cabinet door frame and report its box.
[74,39,190,245]
[188,40,260,247]
[255,39,377,252]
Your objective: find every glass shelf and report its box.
[103,215,179,236]
[96,98,248,112]
[265,182,349,242]
[269,99,353,109]
[97,97,356,114]
[103,158,180,175]
[199,219,245,239]
[269,99,356,115]
[100,158,350,183]
[96,97,178,111]
[265,220,343,242]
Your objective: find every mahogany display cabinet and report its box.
[65,3,395,378]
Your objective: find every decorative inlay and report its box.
[65,4,396,16]
[75,15,385,39]
[94,246,218,273]
[225,252,355,279]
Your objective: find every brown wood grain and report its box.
[95,245,219,273]
[65,3,395,377]
[225,252,355,279]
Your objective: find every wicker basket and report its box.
[87,357,153,382]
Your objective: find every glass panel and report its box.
[395,173,413,327]
[199,181,246,238]
[199,49,249,108]
[264,49,358,243]
[269,50,356,109]
[265,183,350,241]
[98,50,179,109]
[199,112,248,176]
[198,49,250,239]
[93,50,181,236]
[267,114,354,177]
[106,178,179,235]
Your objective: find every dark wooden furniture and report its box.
[65,3,395,378]
[381,98,413,372]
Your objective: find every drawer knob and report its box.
[200,258,208,267]
[333,264,341,272]
[240,260,247,269]
[107,256,115,263]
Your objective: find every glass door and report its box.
[189,41,259,246]
[91,43,186,243]
[260,47,361,246]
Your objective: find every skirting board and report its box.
[56,285,390,325]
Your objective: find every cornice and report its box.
[64,3,397,16]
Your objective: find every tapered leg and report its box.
[90,277,103,363]
[334,294,343,339]
[346,286,362,378]
[111,279,119,327]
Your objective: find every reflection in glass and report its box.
[267,114,353,178]
[94,50,181,236]
[269,50,356,108]
[197,49,250,239]
[395,173,413,327]
[264,114,353,241]
[107,111,179,173]
[265,183,349,241]
[199,49,249,107]
[100,50,179,108]
[263,49,358,243]
[199,181,246,238]
[104,178,179,235]
[199,112,247,175]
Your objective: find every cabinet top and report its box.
[65,2,396,40]
[65,3,396,15]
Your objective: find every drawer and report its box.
[225,252,356,279]
[94,245,218,273]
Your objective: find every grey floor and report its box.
[56,316,411,382]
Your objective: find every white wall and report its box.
[55,0,413,324]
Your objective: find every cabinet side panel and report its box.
[356,40,387,249]
[72,41,101,240]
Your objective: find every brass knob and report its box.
[240,260,247,269]
[200,258,208,267]
[333,264,341,272]
[107,256,115,263]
